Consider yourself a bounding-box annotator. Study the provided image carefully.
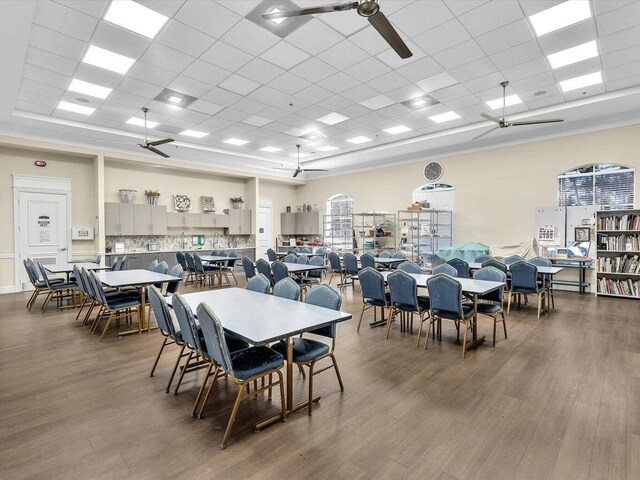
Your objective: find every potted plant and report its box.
[145,190,160,205]
[230,196,244,209]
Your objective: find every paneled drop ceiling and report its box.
[3,0,640,179]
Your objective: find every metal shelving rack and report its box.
[351,212,396,254]
[397,209,453,267]
[595,208,640,299]
[323,214,352,252]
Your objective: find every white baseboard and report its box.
[0,286,18,294]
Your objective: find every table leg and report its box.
[119,286,147,337]
[465,293,485,351]
[580,262,585,295]
[286,337,293,410]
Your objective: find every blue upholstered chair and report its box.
[23,259,61,309]
[425,274,476,358]
[528,256,554,309]
[221,250,239,286]
[194,253,219,287]
[284,253,297,263]
[148,285,185,392]
[397,261,421,274]
[271,260,289,285]
[474,266,508,346]
[342,253,359,289]
[296,255,309,264]
[273,277,300,301]
[389,251,406,270]
[505,255,525,266]
[110,256,119,270]
[246,273,271,294]
[271,284,344,416]
[194,302,286,448]
[360,253,375,270]
[88,270,140,341]
[508,261,547,318]
[386,270,430,342]
[184,252,196,284]
[303,255,325,288]
[447,258,470,278]
[242,257,256,280]
[315,248,326,255]
[37,262,78,312]
[255,259,272,285]
[266,248,277,261]
[149,259,159,271]
[118,255,128,270]
[176,251,187,272]
[327,252,345,285]
[293,247,301,253]
[300,247,312,254]
[432,263,457,277]
[481,259,508,275]
[165,264,184,295]
[357,267,390,333]
[378,251,391,258]
[475,254,494,263]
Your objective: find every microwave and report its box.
[148,243,159,252]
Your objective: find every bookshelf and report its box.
[397,209,453,267]
[351,213,396,254]
[596,209,640,299]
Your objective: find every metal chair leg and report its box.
[221,384,246,449]
[150,337,169,377]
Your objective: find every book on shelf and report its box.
[597,255,640,274]
[597,213,639,231]
[597,277,640,297]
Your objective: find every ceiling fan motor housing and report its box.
[357,0,379,17]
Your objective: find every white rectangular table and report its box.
[97,269,181,335]
[275,251,323,258]
[378,271,506,351]
[168,288,351,426]
[269,261,323,274]
[467,262,564,275]
[46,262,109,281]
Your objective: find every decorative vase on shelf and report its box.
[232,201,243,209]
[119,189,136,204]
[286,206,291,213]
[146,195,159,205]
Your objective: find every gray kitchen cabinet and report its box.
[158,252,176,267]
[225,209,252,235]
[167,212,201,229]
[280,213,297,235]
[185,213,200,228]
[151,206,167,235]
[200,213,230,228]
[167,212,183,228]
[298,211,321,235]
[105,202,135,236]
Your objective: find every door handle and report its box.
[58,247,67,252]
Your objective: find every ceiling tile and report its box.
[415,72,458,93]
[22,64,70,91]
[606,75,640,91]
[241,115,272,127]
[128,61,179,88]
[432,40,486,70]
[183,59,231,86]
[173,108,210,124]
[167,74,212,97]
[140,43,196,73]
[174,0,241,38]
[268,72,312,94]
[200,41,253,72]
[429,84,471,102]
[25,46,77,77]
[33,1,98,41]
[315,72,361,94]
[317,11,368,36]
[284,18,343,56]
[475,18,535,56]
[290,57,338,83]
[536,20,598,55]
[599,26,640,55]
[449,57,497,83]
[92,21,152,59]
[604,60,640,81]
[376,41,427,70]
[106,90,149,108]
[247,85,289,105]
[73,63,124,89]
[261,40,310,70]
[237,58,285,84]
[368,71,410,93]
[20,79,63,99]
[490,40,543,70]
[28,24,87,61]
[593,0,635,15]
[344,57,391,83]
[232,97,269,114]
[413,19,471,56]
[221,19,281,56]
[156,20,216,57]
[602,44,640,69]
[444,0,490,16]
[509,72,557,95]
[462,71,508,93]
[458,0,524,37]
[360,94,396,110]
[187,99,224,116]
[137,0,186,17]
[501,57,550,81]
[55,0,109,18]
[316,95,353,111]
[552,57,603,82]
[318,40,369,71]
[389,0,453,37]
[119,77,164,99]
[349,25,391,56]
[294,84,334,103]
[443,94,482,109]
[521,92,564,109]
[216,108,250,122]
[218,74,261,95]
[385,84,427,103]
[396,56,444,83]
[597,1,640,36]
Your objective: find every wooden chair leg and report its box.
[276,370,286,421]
[537,293,542,319]
[221,383,246,449]
[507,290,512,314]
[99,311,115,341]
[424,316,434,349]
[385,307,395,339]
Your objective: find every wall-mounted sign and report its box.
[72,226,94,240]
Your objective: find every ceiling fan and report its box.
[473,81,564,140]
[262,0,412,59]
[276,145,329,178]
[96,107,174,158]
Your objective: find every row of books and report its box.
[598,214,640,231]
[597,255,640,274]
[597,234,640,251]
[597,277,640,297]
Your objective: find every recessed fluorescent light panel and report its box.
[400,95,440,110]
[82,45,135,75]
[168,96,183,104]
[245,0,312,38]
[529,0,591,37]
[153,89,197,108]
[317,112,349,125]
[318,146,338,152]
[559,71,602,92]
[347,136,371,144]
[127,116,158,128]
[267,8,287,24]
[429,111,460,123]
[68,79,112,99]
[486,94,522,110]
[384,125,412,134]
[548,40,598,69]
[57,101,95,115]
[224,138,248,146]
[104,0,168,39]
[260,146,282,152]
[180,130,208,138]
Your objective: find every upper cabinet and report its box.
[200,214,230,228]
[167,212,201,228]
[281,213,297,235]
[105,203,135,236]
[226,209,252,235]
[279,211,322,236]
[134,204,167,236]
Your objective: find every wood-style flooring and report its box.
[1,275,639,480]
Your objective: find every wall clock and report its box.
[424,161,443,182]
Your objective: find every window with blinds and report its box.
[558,164,634,210]
[325,194,353,251]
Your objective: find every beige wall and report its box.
[0,146,97,288]
[259,179,299,237]
[298,124,640,245]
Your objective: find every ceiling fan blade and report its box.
[147,138,174,147]
[301,168,329,172]
[262,2,356,19]
[368,11,412,59]
[481,113,501,123]
[143,145,170,158]
[473,126,499,140]
[511,119,564,126]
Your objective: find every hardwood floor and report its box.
[1,276,638,480]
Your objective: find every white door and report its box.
[16,191,69,289]
[258,205,272,259]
